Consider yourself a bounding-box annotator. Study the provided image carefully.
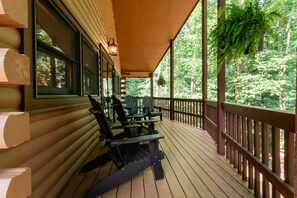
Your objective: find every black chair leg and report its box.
[85,156,152,198]
[149,141,164,180]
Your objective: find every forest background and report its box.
[126,0,296,112]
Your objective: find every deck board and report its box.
[58,118,254,198]
[131,171,145,198]
[168,119,253,197]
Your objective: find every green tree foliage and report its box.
[126,78,150,97]
[225,0,296,111]
[209,0,282,66]
[154,50,170,97]
[174,3,203,99]
[127,0,296,111]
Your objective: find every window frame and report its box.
[34,0,80,97]
[82,37,99,96]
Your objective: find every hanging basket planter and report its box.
[157,74,166,86]
[209,0,282,66]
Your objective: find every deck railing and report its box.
[134,97,203,127]
[205,100,217,141]
[132,97,295,197]
[154,97,203,128]
[205,100,295,198]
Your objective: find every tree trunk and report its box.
[285,19,291,54]
[277,15,286,110]
[191,77,196,94]
[235,60,242,101]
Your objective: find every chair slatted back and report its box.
[143,96,154,113]
[88,95,114,140]
[111,95,129,124]
[125,95,138,115]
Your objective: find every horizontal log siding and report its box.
[0,104,99,197]
[61,0,121,73]
[0,86,21,111]
[0,27,22,112]
[0,5,32,197]
[0,28,21,50]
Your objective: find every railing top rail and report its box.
[153,97,202,102]
[205,100,217,107]
[223,102,295,132]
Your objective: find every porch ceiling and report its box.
[112,0,198,77]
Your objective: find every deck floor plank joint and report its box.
[58,118,254,198]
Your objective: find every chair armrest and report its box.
[127,120,157,124]
[143,107,150,114]
[126,114,144,119]
[153,106,162,112]
[111,125,141,130]
[89,108,102,114]
[110,134,164,146]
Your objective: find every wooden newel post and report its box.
[150,73,154,97]
[294,48,297,197]
[202,0,208,130]
[217,0,226,155]
[170,39,175,120]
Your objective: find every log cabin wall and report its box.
[0,0,31,197]
[0,0,118,197]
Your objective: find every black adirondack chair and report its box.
[111,95,157,134]
[143,96,163,120]
[82,95,164,198]
[125,95,141,116]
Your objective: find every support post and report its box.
[170,39,174,120]
[150,73,154,97]
[202,0,208,130]
[294,48,297,197]
[217,0,226,155]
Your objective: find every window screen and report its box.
[35,0,78,95]
[83,39,98,95]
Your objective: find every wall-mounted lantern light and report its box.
[107,38,118,56]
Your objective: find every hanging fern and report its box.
[209,0,282,67]
[157,74,166,86]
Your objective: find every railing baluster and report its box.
[247,118,254,188]
[182,100,184,123]
[200,102,202,128]
[178,100,181,122]
[242,116,247,181]
[272,127,280,198]
[197,101,199,127]
[237,115,242,174]
[284,130,294,187]
[262,123,269,198]
[233,114,238,169]
[230,112,234,164]
[186,101,188,124]
[254,121,260,197]
[226,112,230,160]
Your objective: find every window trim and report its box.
[82,37,99,96]
[34,0,80,97]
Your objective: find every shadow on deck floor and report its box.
[58,118,254,198]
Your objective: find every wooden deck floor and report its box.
[59,118,254,198]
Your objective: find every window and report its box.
[113,71,120,96]
[83,39,98,95]
[35,0,78,95]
